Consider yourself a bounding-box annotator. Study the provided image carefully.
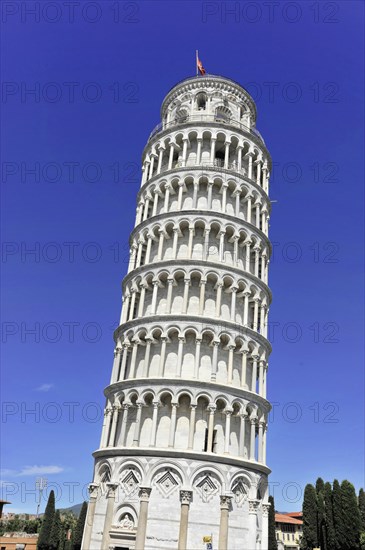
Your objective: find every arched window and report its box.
[196,92,207,111]
[175,109,188,124]
[215,106,231,123]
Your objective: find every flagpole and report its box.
[196,50,198,76]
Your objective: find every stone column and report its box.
[215,281,223,317]
[157,147,164,174]
[230,286,237,322]
[219,231,225,262]
[145,235,153,264]
[218,495,232,550]
[111,347,122,384]
[135,487,152,550]
[207,182,213,209]
[210,137,216,164]
[100,407,110,448]
[250,418,256,460]
[176,337,185,377]
[138,284,147,317]
[109,404,120,447]
[177,182,184,210]
[157,229,165,260]
[204,228,210,260]
[132,402,143,446]
[188,405,197,449]
[243,291,250,327]
[211,340,220,381]
[150,401,159,447]
[119,345,129,381]
[164,183,171,212]
[245,240,251,272]
[81,483,99,550]
[262,503,270,550]
[182,278,190,313]
[258,421,264,462]
[182,137,188,167]
[246,194,252,223]
[224,142,230,169]
[172,228,180,259]
[128,289,137,321]
[251,356,258,393]
[152,190,159,216]
[224,409,232,454]
[143,338,152,377]
[103,407,113,447]
[207,405,216,452]
[151,280,159,315]
[166,277,174,313]
[100,482,118,550]
[196,137,203,165]
[227,345,234,384]
[248,500,259,550]
[187,227,194,259]
[194,338,201,379]
[199,279,206,314]
[240,350,248,388]
[221,183,228,212]
[168,143,174,170]
[158,336,167,376]
[119,404,129,446]
[129,341,139,379]
[178,490,193,550]
[169,402,178,447]
[239,413,247,457]
[192,181,199,208]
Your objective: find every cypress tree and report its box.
[302,484,318,550]
[317,491,325,550]
[323,482,336,550]
[49,510,62,550]
[316,478,325,495]
[333,479,345,550]
[72,502,88,550]
[38,490,56,549]
[340,480,361,550]
[268,495,278,550]
[359,489,365,532]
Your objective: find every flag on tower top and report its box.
[196,51,206,75]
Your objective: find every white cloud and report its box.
[35,383,54,392]
[18,465,64,476]
[0,465,64,477]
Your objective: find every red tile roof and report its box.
[275,513,303,525]
[285,512,303,518]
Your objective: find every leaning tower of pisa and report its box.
[82,74,272,550]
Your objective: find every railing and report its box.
[148,114,265,144]
[159,158,247,176]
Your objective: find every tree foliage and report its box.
[38,490,56,549]
[49,510,62,550]
[302,484,318,550]
[340,480,361,550]
[359,489,365,532]
[324,481,336,550]
[268,495,278,550]
[72,502,87,550]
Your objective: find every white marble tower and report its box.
[82,74,272,550]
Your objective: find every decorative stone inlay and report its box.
[196,473,219,503]
[232,478,248,507]
[120,469,140,498]
[155,468,179,498]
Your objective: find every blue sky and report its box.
[1,1,364,513]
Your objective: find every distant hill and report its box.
[60,503,84,517]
